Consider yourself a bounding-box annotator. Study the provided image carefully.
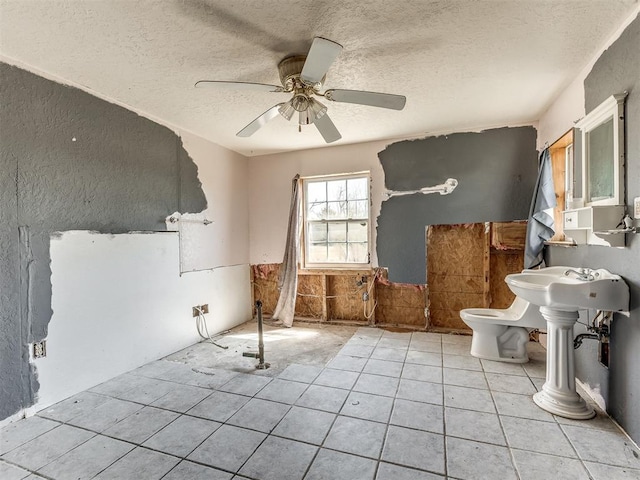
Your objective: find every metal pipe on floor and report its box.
[242,300,270,370]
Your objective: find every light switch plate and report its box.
[634,197,640,219]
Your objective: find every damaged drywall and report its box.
[0,62,207,420]
[377,126,538,284]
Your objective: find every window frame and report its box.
[301,172,371,270]
[574,93,626,207]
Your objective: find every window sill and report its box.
[298,267,373,276]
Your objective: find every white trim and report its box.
[301,172,371,269]
[575,94,626,207]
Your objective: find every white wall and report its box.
[36,132,252,411]
[38,232,251,409]
[175,132,249,272]
[248,139,396,266]
[537,4,640,148]
[536,75,584,148]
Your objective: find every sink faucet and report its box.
[564,268,598,281]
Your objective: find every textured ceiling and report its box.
[0,0,638,156]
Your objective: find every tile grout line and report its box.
[481,354,523,480]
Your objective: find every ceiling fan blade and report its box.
[314,113,342,143]
[236,104,283,137]
[195,80,284,93]
[300,37,343,85]
[325,89,406,110]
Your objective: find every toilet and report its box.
[460,297,546,363]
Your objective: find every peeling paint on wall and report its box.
[0,62,207,420]
[377,126,538,284]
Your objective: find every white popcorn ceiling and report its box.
[0,0,637,156]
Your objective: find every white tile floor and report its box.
[2,326,640,480]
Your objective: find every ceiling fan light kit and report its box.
[195,37,406,143]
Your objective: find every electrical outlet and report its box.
[192,304,209,317]
[33,341,46,359]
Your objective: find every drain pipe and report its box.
[242,300,270,370]
[573,333,599,349]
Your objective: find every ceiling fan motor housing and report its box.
[278,55,324,91]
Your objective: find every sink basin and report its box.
[505,267,629,311]
[503,266,629,420]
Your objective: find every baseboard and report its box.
[0,406,37,429]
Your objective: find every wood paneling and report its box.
[490,250,524,309]
[296,274,324,318]
[253,221,525,331]
[426,222,527,332]
[327,274,366,321]
[251,263,280,315]
[375,280,427,328]
[491,221,527,249]
[427,223,488,330]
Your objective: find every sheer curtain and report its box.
[524,148,556,269]
[272,174,301,327]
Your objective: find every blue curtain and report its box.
[524,148,556,268]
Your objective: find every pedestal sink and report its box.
[505,267,629,419]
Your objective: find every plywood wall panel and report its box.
[427,224,486,330]
[375,281,427,328]
[376,305,426,328]
[427,309,470,331]
[296,274,325,318]
[427,224,486,276]
[327,275,366,321]
[428,274,484,293]
[251,263,280,315]
[490,251,524,309]
[429,292,484,312]
[491,221,528,249]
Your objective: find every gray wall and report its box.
[0,63,207,421]
[377,126,538,284]
[546,16,640,443]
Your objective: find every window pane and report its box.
[308,223,327,242]
[307,182,326,202]
[348,243,368,263]
[327,243,347,263]
[303,174,369,266]
[347,200,368,219]
[308,244,328,262]
[327,180,347,201]
[308,202,327,221]
[347,177,368,200]
[328,222,347,242]
[326,201,347,219]
[348,222,368,242]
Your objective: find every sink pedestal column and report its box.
[534,306,595,419]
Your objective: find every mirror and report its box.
[575,93,626,206]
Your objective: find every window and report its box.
[303,173,370,268]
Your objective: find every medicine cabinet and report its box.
[562,93,627,246]
[575,93,626,207]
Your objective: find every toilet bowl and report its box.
[460,297,546,363]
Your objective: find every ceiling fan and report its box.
[195,37,406,143]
